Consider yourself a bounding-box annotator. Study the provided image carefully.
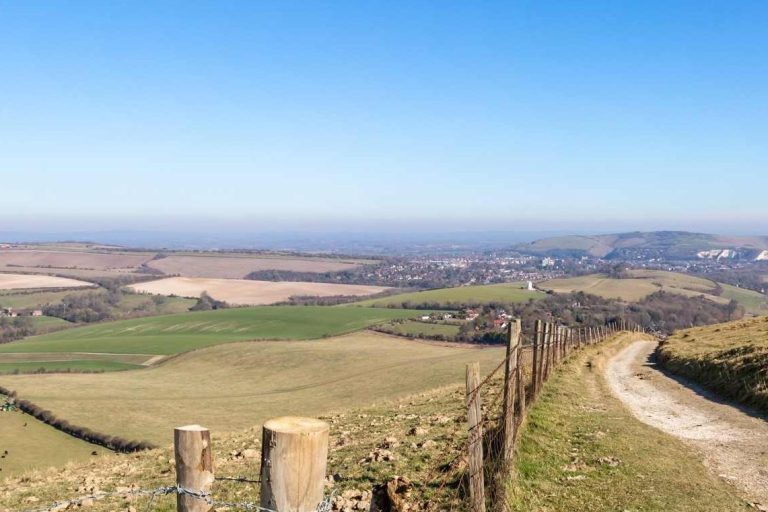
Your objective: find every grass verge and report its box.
[657,316,768,413]
[507,333,749,511]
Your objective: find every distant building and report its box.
[31,310,43,317]
[541,257,556,268]
[527,281,535,291]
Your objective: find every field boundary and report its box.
[0,385,156,453]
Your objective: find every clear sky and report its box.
[1,1,766,234]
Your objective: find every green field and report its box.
[387,319,462,338]
[350,282,544,307]
[0,306,430,371]
[0,288,94,309]
[0,332,504,445]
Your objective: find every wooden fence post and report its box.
[502,320,521,462]
[174,425,214,512]
[466,363,486,512]
[516,344,526,426]
[542,323,551,380]
[532,320,541,397]
[260,417,329,512]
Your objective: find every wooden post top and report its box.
[176,424,209,432]
[263,416,329,434]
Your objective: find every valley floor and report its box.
[606,340,768,508]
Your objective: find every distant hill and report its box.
[515,231,768,260]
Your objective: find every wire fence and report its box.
[23,481,335,512]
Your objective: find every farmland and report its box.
[146,253,370,278]
[350,281,544,307]
[129,276,388,305]
[540,269,768,313]
[0,306,431,370]
[0,332,504,445]
[657,316,768,412]
[0,249,152,271]
[0,273,93,290]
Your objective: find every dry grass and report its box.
[540,270,746,307]
[508,334,750,511]
[146,254,366,278]
[657,316,768,412]
[0,408,109,480]
[0,273,94,291]
[129,277,388,305]
[0,332,504,445]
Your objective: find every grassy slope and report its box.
[0,288,94,309]
[541,270,768,313]
[0,409,109,479]
[0,334,749,510]
[0,306,428,357]
[349,282,545,307]
[657,316,768,412]
[0,332,504,444]
[509,334,748,511]
[719,284,768,315]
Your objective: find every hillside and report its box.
[348,281,545,308]
[0,332,504,446]
[515,231,768,259]
[540,270,768,314]
[657,316,768,412]
[0,333,749,511]
[0,306,429,372]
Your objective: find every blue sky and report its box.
[1,1,766,233]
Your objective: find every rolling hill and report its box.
[0,332,504,445]
[515,231,768,259]
[0,306,430,372]
[540,270,768,314]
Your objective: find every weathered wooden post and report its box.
[531,320,540,397]
[542,322,551,380]
[466,362,486,512]
[174,425,214,512]
[502,319,521,462]
[516,344,526,424]
[260,417,330,512]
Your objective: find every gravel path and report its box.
[606,340,768,508]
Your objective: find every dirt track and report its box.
[606,340,768,508]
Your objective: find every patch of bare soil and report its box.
[606,340,768,508]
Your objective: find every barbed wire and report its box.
[23,484,334,512]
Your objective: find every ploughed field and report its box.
[0,273,94,291]
[350,281,544,307]
[0,306,431,371]
[145,253,368,278]
[0,331,504,446]
[129,276,388,305]
[0,246,376,280]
